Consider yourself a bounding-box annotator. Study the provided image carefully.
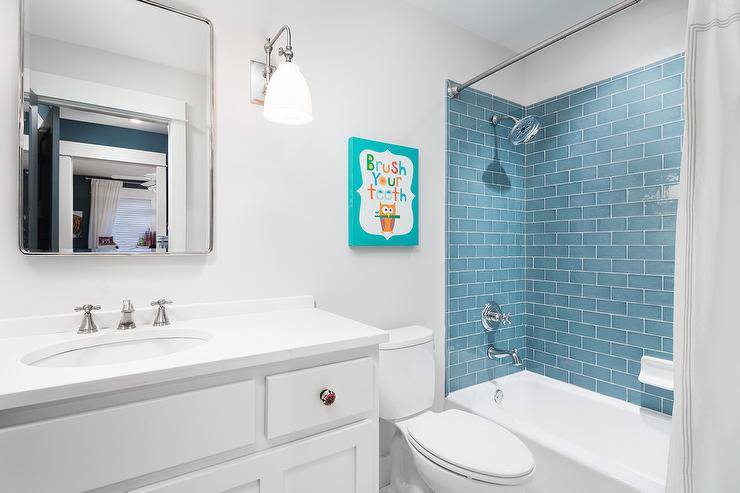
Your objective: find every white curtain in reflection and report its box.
[88,179,122,250]
[668,1,740,491]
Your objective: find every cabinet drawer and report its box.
[266,358,374,439]
[0,380,255,493]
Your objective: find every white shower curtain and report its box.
[88,179,122,250]
[667,1,740,491]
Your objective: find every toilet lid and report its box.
[407,409,535,482]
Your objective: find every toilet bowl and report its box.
[380,326,535,493]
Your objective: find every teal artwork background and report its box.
[348,137,419,246]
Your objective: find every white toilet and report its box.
[380,326,535,493]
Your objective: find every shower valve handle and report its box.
[482,302,511,331]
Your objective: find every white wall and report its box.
[520,0,688,105]
[1,0,519,404]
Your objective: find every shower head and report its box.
[491,114,542,145]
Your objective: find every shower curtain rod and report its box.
[448,0,642,98]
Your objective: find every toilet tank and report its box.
[379,326,435,420]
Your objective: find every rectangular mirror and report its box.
[19,0,213,255]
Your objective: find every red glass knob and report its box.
[320,389,336,406]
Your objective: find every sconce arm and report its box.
[265,25,293,58]
[263,25,294,85]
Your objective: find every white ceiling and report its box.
[25,0,209,75]
[403,0,622,52]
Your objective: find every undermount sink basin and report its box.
[21,329,212,368]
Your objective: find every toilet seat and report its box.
[406,409,535,486]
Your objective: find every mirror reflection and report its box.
[20,0,213,254]
[23,105,168,253]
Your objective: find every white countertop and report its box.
[0,307,388,412]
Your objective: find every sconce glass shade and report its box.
[263,61,313,125]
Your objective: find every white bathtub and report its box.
[446,371,671,493]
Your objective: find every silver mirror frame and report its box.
[16,0,215,256]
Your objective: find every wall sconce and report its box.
[250,25,313,125]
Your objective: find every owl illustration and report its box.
[377,202,397,233]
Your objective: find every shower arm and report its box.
[491,114,516,125]
[448,0,642,98]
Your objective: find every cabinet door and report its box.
[279,420,373,493]
[133,420,374,493]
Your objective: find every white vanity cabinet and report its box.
[0,351,381,493]
[0,300,388,493]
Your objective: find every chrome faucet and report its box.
[487,346,522,367]
[151,299,173,326]
[117,299,136,330]
[74,304,101,334]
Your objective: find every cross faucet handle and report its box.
[500,312,512,325]
[150,299,173,326]
[74,304,101,334]
[150,299,173,307]
[74,304,101,314]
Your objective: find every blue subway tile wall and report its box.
[446,82,528,393]
[523,54,682,415]
[446,54,683,415]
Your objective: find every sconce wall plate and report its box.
[250,60,274,105]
